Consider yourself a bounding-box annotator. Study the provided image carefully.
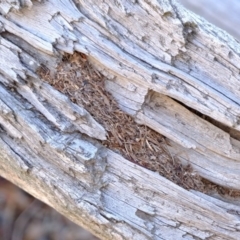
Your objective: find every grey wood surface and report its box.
[1,0,240,239]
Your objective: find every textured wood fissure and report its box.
[170,94,240,143]
[135,90,240,189]
[3,0,240,131]
[1,0,240,239]
[78,0,240,133]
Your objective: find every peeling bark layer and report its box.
[1,0,240,239]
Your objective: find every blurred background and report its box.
[1,1,239,240]
[0,178,98,240]
[179,0,240,40]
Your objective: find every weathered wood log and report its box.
[1,0,240,239]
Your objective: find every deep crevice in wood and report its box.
[37,52,240,199]
[37,52,206,191]
[172,95,240,141]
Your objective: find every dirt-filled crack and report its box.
[37,52,240,197]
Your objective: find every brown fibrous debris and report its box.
[37,52,240,197]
